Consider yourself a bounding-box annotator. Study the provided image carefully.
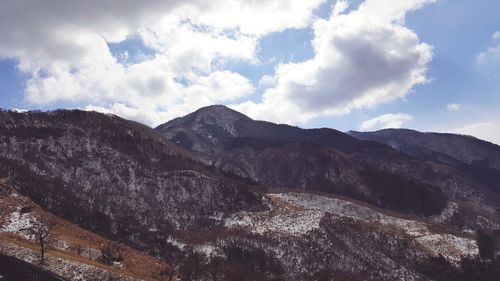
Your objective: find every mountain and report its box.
[0,180,172,280]
[348,129,500,169]
[349,129,500,193]
[1,107,500,280]
[0,109,264,262]
[156,105,366,153]
[156,105,500,224]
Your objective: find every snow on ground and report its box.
[270,193,431,237]
[415,234,478,262]
[1,209,35,240]
[433,202,459,224]
[194,243,222,257]
[226,192,478,260]
[167,236,222,258]
[0,239,138,281]
[225,209,324,237]
[166,236,188,250]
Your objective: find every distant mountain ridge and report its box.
[349,129,500,194]
[156,105,500,224]
[348,129,500,169]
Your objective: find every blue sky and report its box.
[0,0,499,144]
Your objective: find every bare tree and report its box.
[99,240,125,266]
[153,264,176,281]
[28,213,57,265]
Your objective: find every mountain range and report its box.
[1,105,499,281]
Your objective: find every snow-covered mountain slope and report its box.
[0,180,174,281]
[226,193,478,262]
[0,109,265,261]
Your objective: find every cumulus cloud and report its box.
[1,0,435,127]
[233,0,434,124]
[477,46,500,67]
[0,0,324,126]
[360,113,413,131]
[477,31,500,72]
[492,31,500,40]
[80,69,255,125]
[259,75,277,88]
[446,103,462,111]
[454,121,500,146]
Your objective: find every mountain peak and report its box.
[157,105,251,136]
[192,104,252,120]
[196,104,237,112]
[155,105,256,152]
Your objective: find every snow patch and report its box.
[1,209,35,239]
[0,239,137,281]
[270,193,430,237]
[416,234,478,261]
[225,209,324,237]
[433,202,459,224]
[194,244,221,257]
[166,236,187,250]
[266,193,478,259]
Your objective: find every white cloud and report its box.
[446,103,462,111]
[233,0,434,124]
[192,1,325,37]
[477,46,500,66]
[477,32,500,70]
[0,0,325,126]
[492,31,500,40]
[360,113,413,131]
[82,69,255,126]
[258,75,277,88]
[454,121,500,146]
